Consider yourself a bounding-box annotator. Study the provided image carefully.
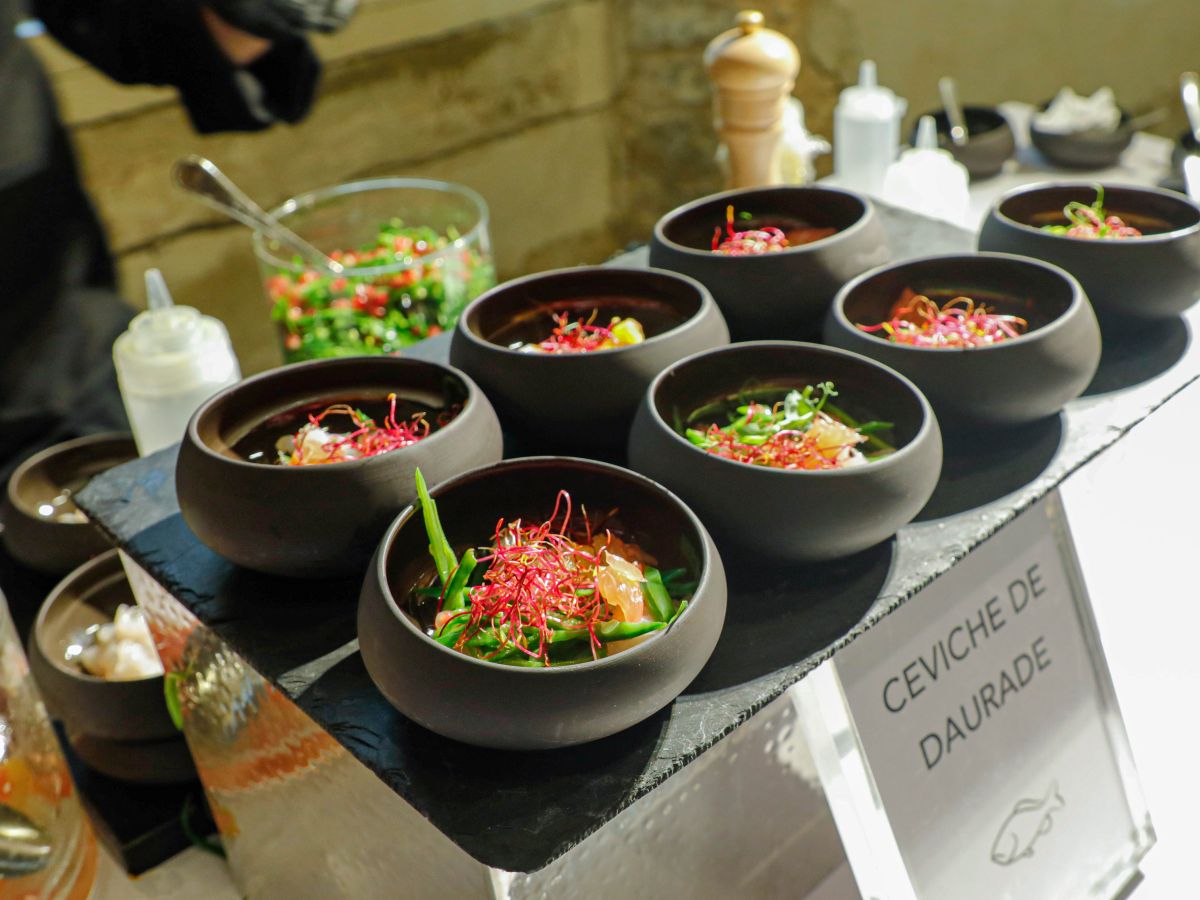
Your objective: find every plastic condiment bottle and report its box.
[880,115,970,226]
[113,269,241,456]
[833,60,907,197]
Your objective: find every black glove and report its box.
[204,0,358,39]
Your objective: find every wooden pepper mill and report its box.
[704,10,801,188]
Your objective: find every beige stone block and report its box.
[71,0,616,254]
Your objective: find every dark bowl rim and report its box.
[32,549,162,686]
[914,105,1013,138]
[651,185,874,259]
[989,180,1200,243]
[372,455,714,674]
[454,265,719,360]
[829,251,1088,355]
[185,356,484,474]
[5,431,136,521]
[642,340,938,479]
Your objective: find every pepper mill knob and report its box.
[704,10,801,188]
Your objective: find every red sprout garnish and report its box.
[856,290,1029,348]
[534,311,618,353]
[438,491,622,665]
[712,205,791,255]
[284,393,431,465]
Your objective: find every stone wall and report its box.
[32,0,1200,373]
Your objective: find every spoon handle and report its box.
[1185,156,1200,203]
[1181,72,1200,144]
[173,156,343,275]
[938,77,969,146]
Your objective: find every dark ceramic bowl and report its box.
[824,253,1101,430]
[648,186,890,341]
[177,357,502,578]
[1,433,136,575]
[627,342,942,562]
[1029,103,1133,169]
[449,266,729,453]
[28,551,194,783]
[358,457,727,749]
[912,107,1016,179]
[977,182,1200,319]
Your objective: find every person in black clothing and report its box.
[0,0,356,481]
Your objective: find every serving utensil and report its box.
[1181,72,1200,144]
[0,803,52,877]
[938,77,969,146]
[172,156,344,276]
[1184,156,1200,202]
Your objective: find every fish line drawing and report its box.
[990,781,1065,866]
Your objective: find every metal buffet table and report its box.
[79,115,1197,897]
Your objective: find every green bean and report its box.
[415,469,458,586]
[642,566,676,622]
[441,549,477,612]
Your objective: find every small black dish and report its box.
[357,457,727,750]
[648,186,890,340]
[824,253,1101,430]
[177,357,502,578]
[2,433,136,575]
[28,550,194,784]
[1029,102,1133,169]
[627,342,942,563]
[449,266,729,454]
[977,182,1200,319]
[912,107,1016,179]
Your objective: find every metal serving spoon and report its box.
[172,156,344,276]
[0,802,52,877]
[1180,72,1200,144]
[938,76,969,146]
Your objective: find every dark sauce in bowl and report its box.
[232,395,453,464]
[486,295,686,347]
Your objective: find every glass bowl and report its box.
[253,178,495,363]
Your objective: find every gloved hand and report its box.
[204,0,358,39]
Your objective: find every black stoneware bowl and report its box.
[627,342,942,563]
[28,551,194,783]
[1,433,136,575]
[912,107,1016,180]
[449,266,728,453]
[177,357,502,578]
[824,254,1101,431]
[648,186,890,341]
[977,182,1200,319]
[358,457,727,749]
[1028,103,1133,169]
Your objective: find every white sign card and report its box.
[796,491,1154,900]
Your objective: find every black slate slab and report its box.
[75,204,1200,872]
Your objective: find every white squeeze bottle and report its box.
[114,269,241,455]
[833,60,906,197]
[881,115,970,226]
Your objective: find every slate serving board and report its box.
[76,203,1200,872]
